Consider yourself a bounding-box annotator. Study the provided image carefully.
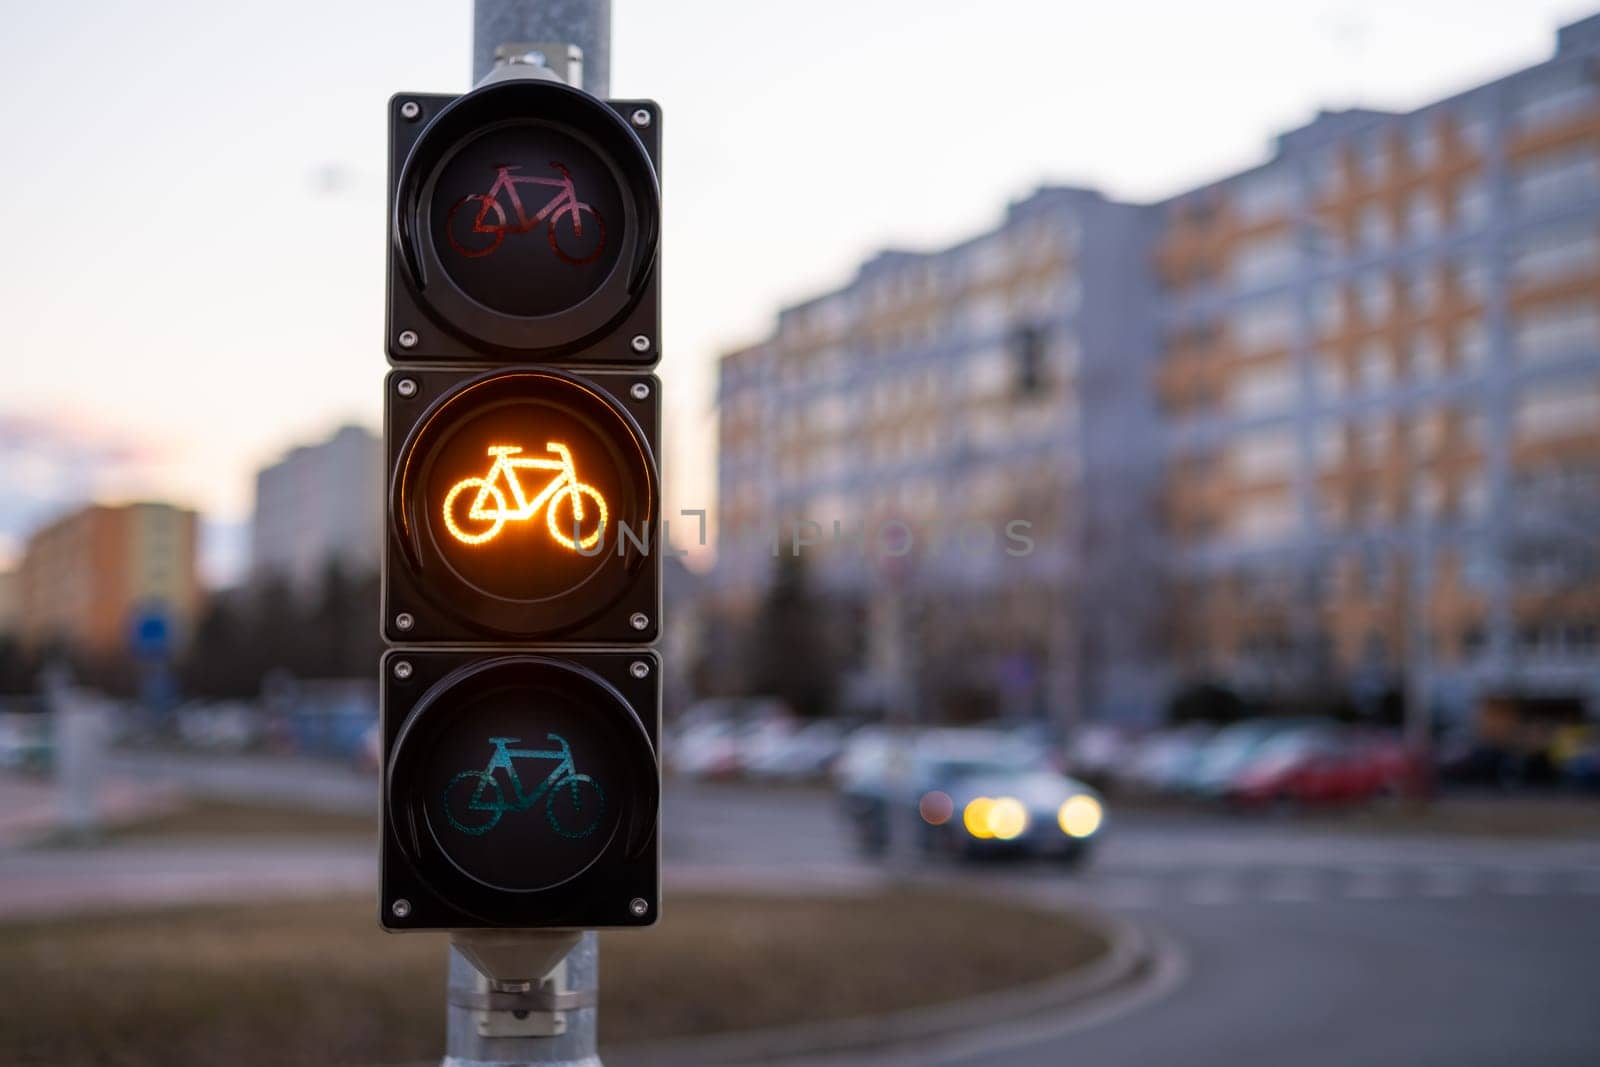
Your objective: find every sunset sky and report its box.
[4,0,1591,583]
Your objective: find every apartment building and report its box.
[715,188,1164,721]
[15,502,201,658]
[1160,15,1600,720]
[716,14,1600,724]
[250,424,382,597]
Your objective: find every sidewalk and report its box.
[0,772,182,849]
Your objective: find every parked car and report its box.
[745,720,848,781]
[669,719,743,779]
[1181,719,1303,797]
[1118,724,1215,795]
[1224,727,1429,809]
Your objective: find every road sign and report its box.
[381,70,662,932]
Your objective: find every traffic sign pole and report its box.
[441,4,613,1065]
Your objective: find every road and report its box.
[7,755,1600,1064]
[667,781,1600,1067]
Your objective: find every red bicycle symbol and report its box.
[445,161,606,263]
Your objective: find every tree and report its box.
[744,551,837,718]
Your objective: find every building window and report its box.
[1410,120,1441,166]
[1010,324,1048,397]
[1407,267,1441,313]
[1358,342,1392,392]
[1513,148,1600,210]
[1513,68,1597,131]
[1513,382,1600,440]
[1230,362,1299,415]
[1310,284,1344,333]
[1231,234,1300,289]
[1229,427,1298,481]
[1359,204,1392,250]
[1453,179,1491,230]
[1511,225,1599,283]
[1452,258,1490,303]
[1455,110,1494,152]
[1360,136,1389,182]
[1355,272,1392,320]
[1454,318,1490,369]
[1410,332,1446,379]
[1229,492,1298,543]
[1406,192,1442,242]
[1230,295,1298,351]
[1233,167,1298,222]
[1514,301,1600,363]
[1314,356,1345,400]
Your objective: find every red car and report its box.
[1226,728,1428,809]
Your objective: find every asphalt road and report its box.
[665,781,1600,1067]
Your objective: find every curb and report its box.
[604,892,1167,1067]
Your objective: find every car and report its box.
[668,719,743,779]
[1222,726,1345,808]
[1119,724,1215,795]
[1180,719,1295,797]
[745,720,848,780]
[837,727,1105,866]
[1224,727,1430,809]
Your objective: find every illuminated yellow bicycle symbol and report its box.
[442,443,608,550]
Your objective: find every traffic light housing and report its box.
[386,81,661,364]
[380,649,659,929]
[383,367,660,644]
[381,71,662,932]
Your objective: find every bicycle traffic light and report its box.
[386,78,660,363]
[380,70,662,932]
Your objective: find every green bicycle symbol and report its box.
[442,733,606,839]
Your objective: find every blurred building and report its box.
[14,502,201,657]
[250,424,381,596]
[1158,15,1600,721]
[715,14,1600,725]
[715,188,1167,723]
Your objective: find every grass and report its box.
[102,799,378,842]
[0,890,1107,1066]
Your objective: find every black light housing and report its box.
[387,82,661,363]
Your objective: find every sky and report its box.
[3,0,1596,583]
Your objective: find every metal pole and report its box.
[474,0,611,91]
[445,4,611,1066]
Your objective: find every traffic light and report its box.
[380,70,662,931]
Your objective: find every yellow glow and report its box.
[441,442,608,550]
[1058,795,1103,838]
[919,790,954,826]
[962,797,995,839]
[986,797,1029,841]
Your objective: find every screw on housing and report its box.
[630,382,650,401]
[629,334,651,353]
[628,613,649,631]
[398,330,420,349]
[400,100,421,121]
[397,378,418,398]
[393,660,414,680]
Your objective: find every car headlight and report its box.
[963,796,996,839]
[1058,794,1103,838]
[986,797,1029,840]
